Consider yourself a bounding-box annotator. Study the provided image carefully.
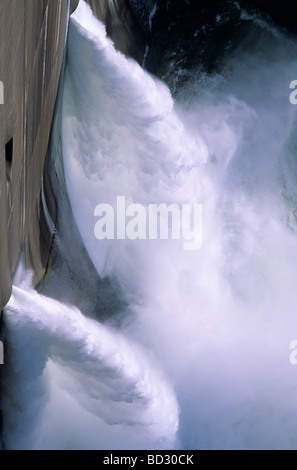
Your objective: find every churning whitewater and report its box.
[2,268,178,450]
[3,0,297,450]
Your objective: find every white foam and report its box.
[3,285,178,449]
[62,2,297,450]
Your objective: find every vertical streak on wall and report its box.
[0,82,3,105]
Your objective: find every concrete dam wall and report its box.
[0,0,79,311]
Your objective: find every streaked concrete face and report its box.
[0,1,70,309]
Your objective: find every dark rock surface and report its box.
[85,0,147,63]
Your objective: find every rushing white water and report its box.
[3,0,297,450]
[2,268,178,450]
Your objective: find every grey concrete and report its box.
[0,0,78,310]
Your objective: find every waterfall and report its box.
[3,0,297,450]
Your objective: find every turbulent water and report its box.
[3,0,297,450]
